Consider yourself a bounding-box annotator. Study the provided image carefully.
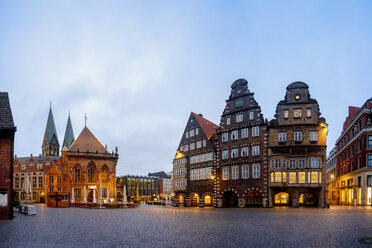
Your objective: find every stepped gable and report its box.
[191,112,219,138]
[69,126,109,154]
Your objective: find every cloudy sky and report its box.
[1,1,372,176]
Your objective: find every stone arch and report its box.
[222,189,238,207]
[299,192,318,207]
[273,192,290,206]
[245,190,263,207]
[189,192,200,206]
[202,192,214,207]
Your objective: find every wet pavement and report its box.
[0,204,372,248]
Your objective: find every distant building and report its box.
[0,92,16,220]
[148,171,172,201]
[116,175,159,202]
[13,155,59,203]
[334,98,372,205]
[326,146,337,204]
[268,82,328,208]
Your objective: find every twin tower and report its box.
[41,105,75,156]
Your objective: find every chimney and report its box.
[198,113,203,117]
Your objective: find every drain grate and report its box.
[359,237,372,244]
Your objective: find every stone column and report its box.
[93,189,97,203]
[199,197,204,207]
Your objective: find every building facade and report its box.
[326,146,337,204]
[334,99,372,206]
[13,155,59,203]
[173,112,218,207]
[116,175,159,202]
[46,125,119,205]
[215,79,268,207]
[268,82,327,208]
[148,171,172,201]
[0,92,16,219]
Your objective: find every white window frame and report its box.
[242,165,249,179]
[307,108,312,118]
[241,128,249,139]
[288,159,296,169]
[249,112,254,120]
[186,132,189,138]
[232,166,239,180]
[195,128,199,135]
[222,167,229,180]
[252,146,260,156]
[310,131,318,141]
[294,131,302,141]
[236,114,243,123]
[252,126,259,137]
[226,117,231,125]
[241,147,249,157]
[294,109,302,118]
[222,150,229,160]
[190,143,195,150]
[278,132,286,142]
[231,148,239,158]
[284,110,289,119]
[203,140,206,147]
[190,129,195,137]
[298,159,306,169]
[184,145,188,152]
[231,130,239,140]
[252,164,260,179]
[196,141,202,148]
[222,132,229,142]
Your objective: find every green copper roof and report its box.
[42,106,59,146]
[62,113,75,149]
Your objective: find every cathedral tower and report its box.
[62,112,75,150]
[42,104,60,156]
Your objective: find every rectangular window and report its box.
[195,128,199,135]
[74,188,81,199]
[236,114,243,123]
[368,154,372,167]
[208,152,213,160]
[282,172,287,182]
[294,109,302,118]
[311,172,319,183]
[222,150,229,160]
[184,144,188,151]
[190,156,195,164]
[49,175,54,184]
[274,158,282,169]
[190,143,195,150]
[186,132,189,138]
[39,177,43,188]
[232,166,239,180]
[203,140,206,147]
[252,165,260,178]
[278,132,286,142]
[49,186,54,193]
[275,172,282,182]
[367,175,372,186]
[201,168,206,179]
[196,155,200,163]
[223,167,229,180]
[231,148,239,158]
[309,158,320,168]
[241,147,249,157]
[231,130,239,140]
[294,131,302,141]
[289,159,296,169]
[196,141,202,148]
[242,166,249,179]
[307,108,312,118]
[298,159,306,169]
[252,146,260,156]
[284,110,289,119]
[180,146,184,152]
[368,136,372,148]
[241,128,249,138]
[298,172,305,183]
[32,177,37,188]
[202,154,207,162]
[310,131,318,141]
[289,172,296,183]
[190,129,195,137]
[235,99,243,108]
[252,126,259,137]
[222,132,229,142]
[249,112,254,120]
[226,117,231,125]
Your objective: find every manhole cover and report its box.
[359,237,372,244]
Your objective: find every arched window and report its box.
[102,165,108,183]
[88,162,96,183]
[74,165,81,183]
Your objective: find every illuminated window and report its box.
[275,172,282,182]
[289,172,296,183]
[298,172,305,183]
[232,166,239,180]
[222,167,229,180]
[241,128,249,138]
[271,172,274,182]
[204,195,212,205]
[311,172,319,183]
[282,172,287,182]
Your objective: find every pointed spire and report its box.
[62,111,75,150]
[42,103,60,156]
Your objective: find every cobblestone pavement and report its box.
[1,205,372,248]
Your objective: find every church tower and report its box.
[62,112,75,150]
[42,104,60,156]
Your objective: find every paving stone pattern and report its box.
[0,205,372,248]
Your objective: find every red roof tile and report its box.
[191,112,219,138]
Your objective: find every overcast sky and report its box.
[1,1,372,176]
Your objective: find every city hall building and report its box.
[268,82,328,207]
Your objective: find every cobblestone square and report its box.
[1,205,372,248]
